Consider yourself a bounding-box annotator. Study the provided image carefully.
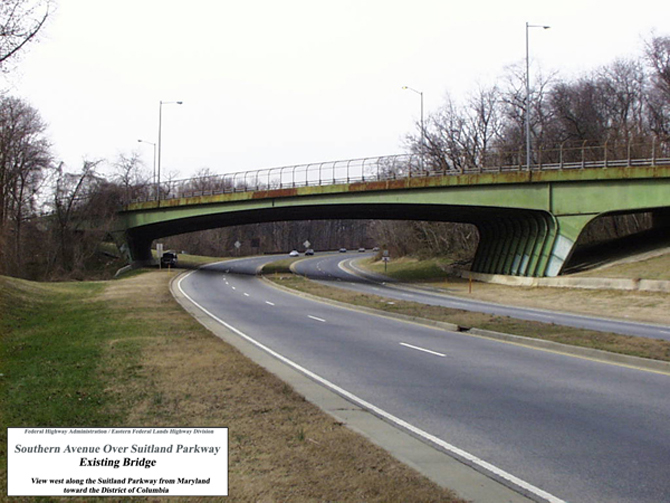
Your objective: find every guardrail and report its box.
[128,139,670,204]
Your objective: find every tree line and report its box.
[1,20,669,279]
[408,35,670,172]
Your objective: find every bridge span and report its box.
[116,145,670,277]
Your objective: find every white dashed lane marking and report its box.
[400,342,446,358]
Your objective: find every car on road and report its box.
[305,249,315,255]
[289,250,300,257]
[358,247,366,252]
[339,248,347,253]
[161,251,178,267]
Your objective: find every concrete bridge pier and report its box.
[544,214,594,276]
[471,212,594,278]
[125,232,156,268]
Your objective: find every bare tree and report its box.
[408,85,504,173]
[549,78,607,143]
[113,151,150,202]
[47,160,104,276]
[0,0,51,70]
[497,63,557,161]
[645,35,670,138]
[0,96,51,275]
[597,58,648,142]
[646,35,670,99]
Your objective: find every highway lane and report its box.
[178,256,670,503]
[292,252,670,340]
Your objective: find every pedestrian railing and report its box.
[128,139,670,204]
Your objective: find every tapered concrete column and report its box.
[544,214,594,276]
[125,232,155,268]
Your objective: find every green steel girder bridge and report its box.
[116,140,670,277]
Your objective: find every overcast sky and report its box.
[4,0,669,181]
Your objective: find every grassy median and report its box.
[0,272,465,503]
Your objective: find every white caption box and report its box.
[8,427,228,497]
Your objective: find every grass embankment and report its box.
[365,256,454,282]
[267,262,670,363]
[260,257,301,275]
[0,272,463,503]
[573,251,670,280]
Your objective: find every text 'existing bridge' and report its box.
[116,140,670,277]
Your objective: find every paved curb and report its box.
[462,271,670,293]
[467,328,670,375]
[170,272,536,503]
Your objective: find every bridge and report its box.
[115,140,670,277]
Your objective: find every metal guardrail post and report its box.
[652,137,657,165]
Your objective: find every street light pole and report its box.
[525,22,550,170]
[137,139,156,189]
[402,86,424,170]
[157,100,183,202]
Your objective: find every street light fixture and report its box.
[157,100,183,202]
[402,86,424,170]
[137,139,156,188]
[525,22,550,170]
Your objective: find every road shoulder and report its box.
[170,271,536,503]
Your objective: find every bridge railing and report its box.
[130,139,670,203]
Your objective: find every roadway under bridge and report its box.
[115,163,670,277]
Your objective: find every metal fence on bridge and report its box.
[129,139,670,204]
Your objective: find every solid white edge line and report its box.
[400,342,447,358]
[177,271,566,503]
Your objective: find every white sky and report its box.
[4,0,669,180]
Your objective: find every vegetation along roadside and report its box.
[0,272,465,503]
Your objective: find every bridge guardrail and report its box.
[128,139,670,204]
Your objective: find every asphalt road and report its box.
[292,252,670,340]
[178,255,670,503]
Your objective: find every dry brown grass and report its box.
[573,249,670,280]
[404,276,670,326]
[363,254,670,325]
[100,271,465,503]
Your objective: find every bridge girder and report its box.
[117,165,670,277]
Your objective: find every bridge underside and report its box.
[121,203,579,277]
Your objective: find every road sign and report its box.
[234,241,241,249]
[303,240,311,248]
